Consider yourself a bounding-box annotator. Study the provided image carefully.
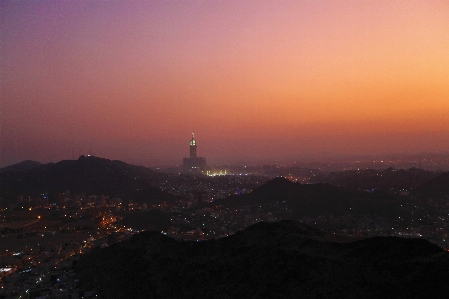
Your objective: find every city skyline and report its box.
[1,1,449,167]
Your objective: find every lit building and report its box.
[189,133,197,158]
[183,133,206,173]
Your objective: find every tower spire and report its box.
[189,133,197,158]
[183,133,206,172]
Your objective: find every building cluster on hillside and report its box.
[0,234,104,298]
[1,135,448,297]
[2,170,448,249]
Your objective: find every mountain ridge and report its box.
[76,220,449,299]
[0,160,42,173]
[0,156,173,203]
[214,176,408,218]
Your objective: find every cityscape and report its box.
[1,1,449,298]
[0,134,448,297]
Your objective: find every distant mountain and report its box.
[412,171,449,198]
[76,220,449,299]
[214,177,408,218]
[0,156,174,203]
[0,160,42,173]
[309,167,438,192]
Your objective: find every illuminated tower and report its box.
[183,133,206,173]
[190,133,197,158]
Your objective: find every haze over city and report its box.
[1,1,448,167]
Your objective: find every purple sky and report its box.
[1,1,448,167]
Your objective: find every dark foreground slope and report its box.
[77,220,449,299]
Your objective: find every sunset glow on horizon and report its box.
[1,1,448,166]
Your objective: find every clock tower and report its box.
[183,133,206,173]
[189,133,197,158]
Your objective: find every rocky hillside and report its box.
[76,220,449,299]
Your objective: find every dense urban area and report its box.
[0,153,448,298]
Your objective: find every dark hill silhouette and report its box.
[0,156,174,204]
[309,167,437,192]
[412,172,449,198]
[117,209,172,231]
[0,160,42,173]
[76,220,449,299]
[251,176,294,193]
[214,177,408,218]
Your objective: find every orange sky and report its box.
[1,1,448,166]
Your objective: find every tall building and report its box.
[189,133,197,158]
[183,133,206,173]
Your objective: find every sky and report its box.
[1,0,448,167]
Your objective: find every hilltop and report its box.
[0,156,174,204]
[76,220,449,299]
[214,176,409,218]
[0,160,42,173]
